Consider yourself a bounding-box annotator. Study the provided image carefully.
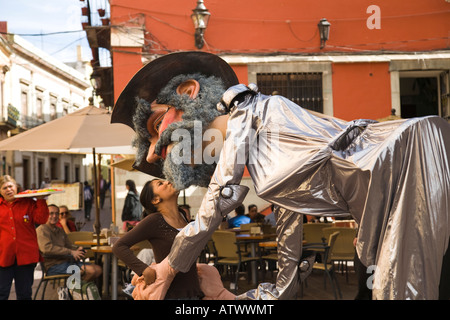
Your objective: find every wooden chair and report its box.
[211,230,260,293]
[303,223,334,244]
[239,223,259,233]
[322,227,357,282]
[199,239,218,264]
[119,240,153,284]
[307,231,342,299]
[33,260,71,300]
[67,231,94,243]
[67,231,95,260]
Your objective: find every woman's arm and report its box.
[112,215,154,276]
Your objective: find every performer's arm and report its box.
[168,100,255,272]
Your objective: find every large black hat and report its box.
[111,51,239,129]
[111,51,239,177]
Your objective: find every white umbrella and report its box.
[0,105,136,239]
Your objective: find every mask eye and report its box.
[153,113,165,133]
[146,107,169,137]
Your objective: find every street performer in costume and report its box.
[112,51,450,300]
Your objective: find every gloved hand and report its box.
[132,257,177,300]
[197,264,235,300]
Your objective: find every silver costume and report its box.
[168,84,450,300]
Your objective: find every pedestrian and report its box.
[83,181,93,221]
[121,180,142,231]
[0,175,49,300]
[99,175,108,209]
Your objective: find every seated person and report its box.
[56,205,77,233]
[36,204,102,282]
[263,204,276,227]
[245,204,265,223]
[228,204,250,228]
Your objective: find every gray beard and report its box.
[134,73,226,190]
[162,151,216,190]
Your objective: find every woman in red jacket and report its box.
[0,175,49,300]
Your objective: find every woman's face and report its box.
[0,181,17,202]
[151,179,179,202]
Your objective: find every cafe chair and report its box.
[211,230,260,293]
[119,240,153,284]
[67,231,95,260]
[306,231,342,299]
[322,227,357,282]
[303,223,334,244]
[297,249,317,297]
[33,259,72,300]
[67,231,94,243]
[198,239,218,264]
[239,223,259,233]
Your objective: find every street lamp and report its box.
[191,0,210,49]
[318,18,331,49]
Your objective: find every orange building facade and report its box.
[99,0,450,120]
[79,0,449,213]
[93,0,450,122]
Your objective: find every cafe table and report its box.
[235,233,276,284]
[91,245,118,300]
[74,239,108,247]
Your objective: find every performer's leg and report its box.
[236,207,303,300]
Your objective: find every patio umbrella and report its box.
[0,105,136,240]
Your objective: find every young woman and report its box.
[56,205,77,233]
[0,175,49,300]
[112,179,204,300]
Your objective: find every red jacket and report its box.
[0,197,49,267]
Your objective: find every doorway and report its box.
[400,76,439,118]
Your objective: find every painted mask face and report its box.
[145,103,184,164]
[132,73,226,190]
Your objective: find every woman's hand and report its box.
[142,265,157,285]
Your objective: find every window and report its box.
[50,94,57,120]
[35,88,44,121]
[21,89,29,117]
[257,72,323,113]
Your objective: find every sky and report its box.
[0,0,92,63]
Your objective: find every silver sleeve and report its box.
[168,103,254,272]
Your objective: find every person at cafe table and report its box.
[36,204,102,282]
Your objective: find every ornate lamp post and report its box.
[318,18,331,49]
[191,0,211,49]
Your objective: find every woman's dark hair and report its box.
[139,179,159,215]
[126,179,138,194]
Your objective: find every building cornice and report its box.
[7,34,90,89]
[219,50,450,65]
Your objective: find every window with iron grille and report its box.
[256,72,323,113]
